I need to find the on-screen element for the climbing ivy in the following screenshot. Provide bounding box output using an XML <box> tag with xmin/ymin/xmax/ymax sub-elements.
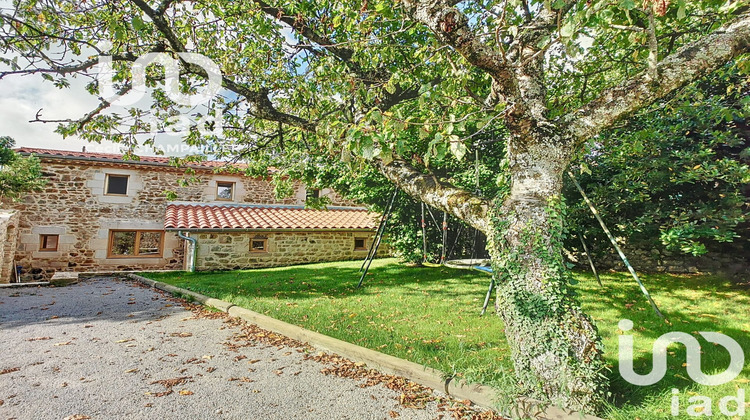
<box><xmin>487</xmin><ymin>196</ymin><xmax>607</xmax><ymax>411</ymax></box>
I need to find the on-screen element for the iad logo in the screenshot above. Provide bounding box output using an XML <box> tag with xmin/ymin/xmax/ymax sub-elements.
<box><xmin>618</xmin><ymin>319</ymin><xmax>744</xmax><ymax>386</ymax></box>
<box><xmin>95</xmin><ymin>43</ymin><xmax>223</xmax><ymax>136</ymax></box>
<box><xmin>618</xmin><ymin>319</ymin><xmax>746</xmax><ymax>417</ymax></box>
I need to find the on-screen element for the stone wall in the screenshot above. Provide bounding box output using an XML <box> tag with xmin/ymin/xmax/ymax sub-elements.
<box><xmin>570</xmin><ymin>244</ymin><xmax>750</xmax><ymax>277</ymax></box>
<box><xmin>6</xmin><ymin>158</ymin><xmax>355</xmax><ymax>280</ymax></box>
<box><xmin>193</xmin><ymin>230</ymin><xmax>380</xmax><ymax>271</ymax></box>
<box><xmin>0</xmin><ymin>210</ymin><xmax>20</xmax><ymax>283</ymax></box>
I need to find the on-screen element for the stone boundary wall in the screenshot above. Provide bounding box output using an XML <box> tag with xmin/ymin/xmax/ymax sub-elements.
<box><xmin>193</xmin><ymin>230</ymin><xmax>381</xmax><ymax>271</ymax></box>
<box><xmin>570</xmin><ymin>246</ymin><xmax>749</xmax><ymax>277</ymax></box>
<box><xmin>0</xmin><ymin>210</ymin><xmax>20</xmax><ymax>283</ymax></box>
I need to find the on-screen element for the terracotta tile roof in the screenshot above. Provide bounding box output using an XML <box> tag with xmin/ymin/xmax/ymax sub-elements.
<box><xmin>15</xmin><ymin>147</ymin><xmax>238</xmax><ymax>169</ymax></box>
<box><xmin>165</xmin><ymin>204</ymin><xmax>379</xmax><ymax>231</ymax></box>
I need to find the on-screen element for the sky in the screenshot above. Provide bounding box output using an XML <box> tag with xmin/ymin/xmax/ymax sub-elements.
<box><xmin>0</xmin><ymin>4</ymin><xmax>301</xmax><ymax>158</ymax></box>
<box><xmin>0</xmin><ymin>66</ymin><xmax>128</xmax><ymax>154</ymax></box>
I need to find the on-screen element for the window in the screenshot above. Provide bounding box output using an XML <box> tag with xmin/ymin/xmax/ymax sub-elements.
<box><xmin>250</xmin><ymin>238</ymin><xmax>268</xmax><ymax>253</ymax></box>
<box><xmin>108</xmin><ymin>230</ymin><xmax>163</xmax><ymax>258</ymax></box>
<box><xmin>354</xmin><ymin>238</ymin><xmax>367</xmax><ymax>251</ymax></box>
<box><xmin>216</xmin><ymin>181</ymin><xmax>235</xmax><ymax>201</ymax></box>
<box><xmin>39</xmin><ymin>234</ymin><xmax>59</xmax><ymax>252</ymax></box>
<box><xmin>306</xmin><ymin>188</ymin><xmax>320</xmax><ymax>200</ymax></box>
<box><xmin>105</xmin><ymin>174</ymin><xmax>129</xmax><ymax>195</ymax></box>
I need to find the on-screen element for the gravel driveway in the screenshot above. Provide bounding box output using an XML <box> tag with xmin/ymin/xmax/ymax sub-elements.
<box><xmin>0</xmin><ymin>278</ymin><xmax>487</xmax><ymax>420</ymax></box>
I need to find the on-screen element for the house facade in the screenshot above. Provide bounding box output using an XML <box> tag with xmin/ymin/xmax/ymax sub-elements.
<box><xmin>1</xmin><ymin>148</ymin><xmax>379</xmax><ymax>282</ymax></box>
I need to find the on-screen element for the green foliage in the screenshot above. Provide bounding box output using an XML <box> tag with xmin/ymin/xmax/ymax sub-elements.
<box><xmin>567</xmin><ymin>64</ymin><xmax>750</xmax><ymax>257</ymax></box>
<box><xmin>0</xmin><ymin>137</ymin><xmax>46</xmax><ymax>201</ymax></box>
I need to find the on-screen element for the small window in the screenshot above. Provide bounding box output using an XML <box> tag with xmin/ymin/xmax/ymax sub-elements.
<box><xmin>306</xmin><ymin>188</ymin><xmax>320</xmax><ymax>200</ymax></box>
<box><xmin>105</xmin><ymin>174</ymin><xmax>129</xmax><ymax>195</ymax></box>
<box><xmin>250</xmin><ymin>238</ymin><xmax>268</xmax><ymax>253</ymax></box>
<box><xmin>354</xmin><ymin>238</ymin><xmax>367</xmax><ymax>251</ymax></box>
<box><xmin>39</xmin><ymin>234</ymin><xmax>59</xmax><ymax>251</ymax></box>
<box><xmin>216</xmin><ymin>181</ymin><xmax>235</xmax><ymax>201</ymax></box>
<box><xmin>108</xmin><ymin>230</ymin><xmax>163</xmax><ymax>258</ymax></box>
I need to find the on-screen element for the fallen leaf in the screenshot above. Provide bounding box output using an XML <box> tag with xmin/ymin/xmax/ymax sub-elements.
<box><xmin>178</xmin><ymin>389</ymin><xmax>193</xmax><ymax>396</ymax></box>
<box><xmin>389</xmin><ymin>411</ymin><xmax>400</xmax><ymax>418</ymax></box>
<box><xmin>0</xmin><ymin>367</ymin><xmax>21</xmax><ymax>375</ymax></box>
<box><xmin>63</xmin><ymin>415</ymin><xmax>90</xmax><ymax>420</ymax></box>
<box><xmin>124</xmin><ymin>369</ymin><xmax>138</xmax><ymax>374</ymax></box>
<box><xmin>54</xmin><ymin>341</ymin><xmax>72</xmax><ymax>346</ymax></box>
<box><xmin>115</xmin><ymin>339</ymin><xmax>133</xmax><ymax>343</ymax></box>
<box><xmin>26</xmin><ymin>337</ymin><xmax>52</xmax><ymax>342</ymax></box>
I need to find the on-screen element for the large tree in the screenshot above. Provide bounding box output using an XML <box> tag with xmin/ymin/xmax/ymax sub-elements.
<box><xmin>2</xmin><ymin>0</ymin><xmax>749</xmax><ymax>412</ymax></box>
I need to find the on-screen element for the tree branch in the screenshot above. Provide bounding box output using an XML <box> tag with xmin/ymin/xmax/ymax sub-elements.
<box><xmin>566</xmin><ymin>11</ymin><xmax>750</xmax><ymax>142</ymax></box>
<box><xmin>376</xmin><ymin>159</ymin><xmax>491</xmax><ymax>234</ymax></box>
<box><xmin>129</xmin><ymin>0</ymin><xmax>316</xmax><ymax>132</ymax></box>
<box><xmin>401</xmin><ymin>0</ymin><xmax>520</xmax><ymax>103</ymax></box>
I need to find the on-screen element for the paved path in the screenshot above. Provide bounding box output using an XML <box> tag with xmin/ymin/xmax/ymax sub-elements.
<box><xmin>0</xmin><ymin>278</ymin><xmax>479</xmax><ymax>420</ymax></box>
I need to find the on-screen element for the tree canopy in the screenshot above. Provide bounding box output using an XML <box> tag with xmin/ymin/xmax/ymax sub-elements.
<box><xmin>0</xmin><ymin>136</ymin><xmax>45</xmax><ymax>201</ymax></box>
<box><xmin>2</xmin><ymin>0</ymin><xmax>749</xmax><ymax>413</ymax></box>
<box><xmin>567</xmin><ymin>63</ymin><xmax>750</xmax><ymax>258</ymax></box>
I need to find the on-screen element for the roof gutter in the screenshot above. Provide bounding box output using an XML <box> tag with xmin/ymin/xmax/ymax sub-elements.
<box><xmin>176</xmin><ymin>231</ymin><xmax>197</xmax><ymax>272</ymax></box>
<box><xmin>166</xmin><ymin>228</ymin><xmax>377</xmax><ymax>233</ymax></box>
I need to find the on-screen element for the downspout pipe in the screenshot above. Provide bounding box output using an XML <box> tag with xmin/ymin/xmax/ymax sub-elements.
<box><xmin>177</xmin><ymin>231</ymin><xmax>197</xmax><ymax>272</ymax></box>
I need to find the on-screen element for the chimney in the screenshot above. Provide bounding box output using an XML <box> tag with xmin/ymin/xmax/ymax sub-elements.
<box><xmin>82</xmin><ymin>146</ymin><xmax>86</xmax><ymax>153</ymax></box>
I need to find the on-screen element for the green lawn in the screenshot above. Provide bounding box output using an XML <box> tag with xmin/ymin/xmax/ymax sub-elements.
<box><xmin>142</xmin><ymin>258</ymin><xmax>750</xmax><ymax>419</ymax></box>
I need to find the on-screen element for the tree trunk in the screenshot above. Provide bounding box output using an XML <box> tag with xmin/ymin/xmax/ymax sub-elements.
<box><xmin>489</xmin><ymin>130</ymin><xmax>606</xmax><ymax>413</ymax></box>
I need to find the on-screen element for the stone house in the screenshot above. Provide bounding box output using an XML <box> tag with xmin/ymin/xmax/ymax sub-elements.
<box><xmin>1</xmin><ymin>148</ymin><xmax>379</xmax><ymax>282</ymax></box>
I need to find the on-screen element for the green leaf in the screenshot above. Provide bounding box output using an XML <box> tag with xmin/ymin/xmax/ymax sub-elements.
<box><xmin>619</xmin><ymin>0</ymin><xmax>636</xmax><ymax>10</ymax></box>
<box><xmin>560</xmin><ymin>21</ymin><xmax>576</xmax><ymax>38</ymax></box>
<box><xmin>132</xmin><ymin>15</ymin><xmax>146</xmax><ymax>31</ymax></box>
<box><xmin>676</xmin><ymin>4</ymin><xmax>686</xmax><ymax>19</ymax></box>
<box><xmin>449</xmin><ymin>137</ymin><xmax>467</xmax><ymax>161</ymax></box>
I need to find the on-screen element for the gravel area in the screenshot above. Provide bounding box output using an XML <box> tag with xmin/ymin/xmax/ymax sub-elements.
<box><xmin>0</xmin><ymin>278</ymin><xmax>477</xmax><ymax>420</ymax></box>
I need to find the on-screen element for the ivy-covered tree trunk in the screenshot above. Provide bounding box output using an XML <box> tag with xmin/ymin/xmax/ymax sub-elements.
<box><xmin>489</xmin><ymin>132</ymin><xmax>605</xmax><ymax>411</ymax></box>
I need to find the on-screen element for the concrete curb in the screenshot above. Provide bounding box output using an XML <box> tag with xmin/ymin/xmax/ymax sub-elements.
<box><xmin>127</xmin><ymin>273</ymin><xmax>602</xmax><ymax>420</ymax></box>
<box><xmin>0</xmin><ymin>281</ymin><xmax>50</xmax><ymax>288</ymax></box>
